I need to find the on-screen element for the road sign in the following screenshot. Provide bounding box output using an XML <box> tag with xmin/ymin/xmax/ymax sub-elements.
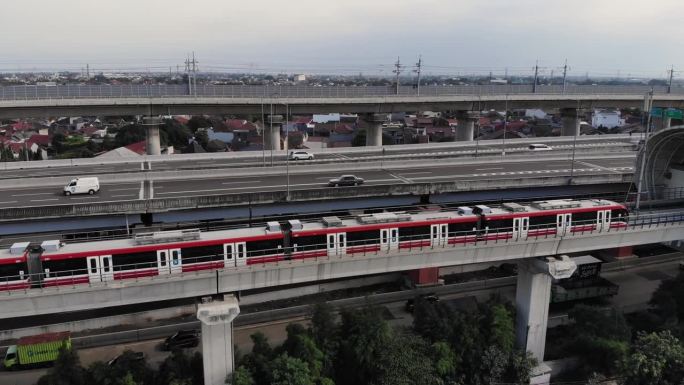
<box><xmin>651</xmin><ymin>108</ymin><xmax>683</xmax><ymax>119</ymax></box>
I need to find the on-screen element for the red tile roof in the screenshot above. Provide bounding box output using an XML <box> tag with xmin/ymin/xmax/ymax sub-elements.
<box><xmin>124</xmin><ymin>140</ymin><xmax>147</xmax><ymax>155</ymax></box>
<box><xmin>27</xmin><ymin>134</ymin><xmax>51</xmax><ymax>147</ymax></box>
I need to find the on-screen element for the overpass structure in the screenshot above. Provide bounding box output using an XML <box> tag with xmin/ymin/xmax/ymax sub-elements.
<box><xmin>0</xmin><ymin>208</ymin><xmax>682</xmax><ymax>384</ymax></box>
<box><xmin>1</xmin><ymin>84</ymin><xmax>683</xmax><ymax>150</ymax></box>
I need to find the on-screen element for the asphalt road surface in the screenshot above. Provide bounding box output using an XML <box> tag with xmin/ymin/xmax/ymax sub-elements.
<box><xmin>0</xmin><ymin>157</ymin><xmax>635</xmax><ymax>208</ymax></box>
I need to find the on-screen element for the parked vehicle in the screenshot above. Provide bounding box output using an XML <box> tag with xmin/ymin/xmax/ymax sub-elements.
<box><xmin>3</xmin><ymin>332</ymin><xmax>71</xmax><ymax>370</ymax></box>
<box><xmin>107</xmin><ymin>351</ymin><xmax>145</xmax><ymax>366</ymax></box>
<box><xmin>63</xmin><ymin>177</ymin><xmax>100</xmax><ymax>196</ymax></box>
<box><xmin>289</xmin><ymin>151</ymin><xmax>314</xmax><ymax>160</ymax></box>
<box><xmin>405</xmin><ymin>294</ymin><xmax>440</xmax><ymax>313</ymax></box>
<box><xmin>328</xmin><ymin>175</ymin><xmax>364</xmax><ymax>187</ymax></box>
<box><xmin>528</xmin><ymin>144</ymin><xmax>552</xmax><ymax>151</ymax></box>
<box><xmin>163</xmin><ymin>330</ymin><xmax>199</xmax><ymax>350</ymax></box>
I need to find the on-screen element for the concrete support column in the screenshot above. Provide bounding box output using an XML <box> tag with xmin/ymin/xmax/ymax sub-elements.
<box><xmin>143</xmin><ymin>117</ymin><xmax>161</xmax><ymax>156</ymax></box>
<box><xmin>197</xmin><ymin>295</ymin><xmax>240</xmax><ymax>385</ymax></box>
<box><xmin>664</xmin><ymin>116</ymin><xmax>672</xmax><ymax>129</ymax></box>
<box><xmin>407</xmin><ymin>267</ymin><xmax>441</xmax><ymax>286</ymax></box>
<box><xmin>364</xmin><ymin>113</ymin><xmax>387</xmax><ymax>146</ymax></box>
<box><xmin>560</xmin><ymin>108</ymin><xmax>582</xmax><ymax>137</ymax></box>
<box><xmin>455</xmin><ymin>111</ymin><xmax>479</xmax><ymax>141</ymax></box>
<box><xmin>264</xmin><ymin>115</ymin><xmax>283</xmax><ymax>151</ymax></box>
<box><xmin>516</xmin><ymin>256</ymin><xmax>576</xmax><ymax>384</ymax></box>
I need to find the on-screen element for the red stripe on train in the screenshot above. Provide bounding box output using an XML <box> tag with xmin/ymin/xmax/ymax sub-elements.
<box><xmin>113</xmin><ymin>269</ymin><xmax>159</xmax><ymax>280</ymax></box>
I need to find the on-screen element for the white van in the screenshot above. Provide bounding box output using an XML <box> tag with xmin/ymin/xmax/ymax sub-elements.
<box><xmin>63</xmin><ymin>177</ymin><xmax>100</xmax><ymax>196</ymax></box>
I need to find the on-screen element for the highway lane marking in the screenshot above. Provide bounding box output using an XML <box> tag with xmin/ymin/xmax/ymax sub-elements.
<box><xmin>155</xmin><ymin>179</ymin><xmax>399</xmax><ymax>195</ymax></box>
<box><xmin>149</xmin><ymin>180</ymin><xmax>154</xmax><ymax>200</ymax></box>
<box><xmin>11</xmin><ymin>192</ymin><xmax>55</xmax><ymax>197</ymax></box>
<box><xmin>575</xmin><ymin>160</ymin><xmax>622</xmax><ymax>174</ymax></box>
<box><xmin>221</xmin><ymin>181</ymin><xmax>262</xmax><ymax>185</ymax></box>
<box><xmin>30</xmin><ymin>198</ymin><xmax>59</xmax><ymax>202</ymax></box>
<box><xmin>139</xmin><ymin>181</ymin><xmax>144</xmax><ymax>200</ymax></box>
<box><xmin>69</xmin><ymin>196</ymin><xmax>101</xmax><ymax>200</ymax></box>
<box><xmin>385</xmin><ymin>172</ymin><xmax>411</xmax><ymax>184</ymax></box>
<box><xmin>0</xmin><ymin>201</ymin><xmax>18</xmax><ymax>204</ymax></box>
<box><xmin>108</xmin><ymin>187</ymin><xmax>140</xmax><ymax>192</ymax></box>
<box><xmin>399</xmin><ymin>172</ymin><xmax>432</xmax><ymax>176</ymax></box>
<box><xmin>475</xmin><ymin>167</ymin><xmax>504</xmax><ymax>171</ymax></box>
<box><xmin>112</xmin><ymin>194</ymin><xmax>137</xmax><ymax>198</ymax></box>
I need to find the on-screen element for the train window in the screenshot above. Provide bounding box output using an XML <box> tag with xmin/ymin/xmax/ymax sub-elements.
<box><xmin>113</xmin><ymin>251</ymin><xmax>157</xmax><ymax>271</ymax></box>
<box><xmin>399</xmin><ymin>225</ymin><xmax>430</xmax><ymax>242</ymax></box>
<box><xmin>248</xmin><ymin>239</ymin><xmax>284</xmax><ymax>257</ymax></box>
<box><xmin>0</xmin><ymin>263</ymin><xmax>27</xmax><ymax>279</ymax></box>
<box><xmin>182</xmin><ymin>245</ymin><xmax>224</xmax><ymax>264</ymax></box>
<box><xmin>42</xmin><ymin>258</ymin><xmax>87</xmax><ymax>277</ymax></box>
<box><xmin>486</xmin><ymin>219</ymin><xmax>513</xmax><ymax>229</ymax></box>
<box><xmin>448</xmin><ymin>222</ymin><xmax>477</xmax><ymax>235</ymax></box>
<box><xmin>528</xmin><ymin>215</ymin><xmax>557</xmax><ymax>227</ymax></box>
<box><xmin>572</xmin><ymin>211</ymin><xmax>595</xmax><ymax>224</ymax></box>
<box><xmin>347</xmin><ymin>230</ymin><xmax>379</xmax><ymax>247</ymax></box>
<box><xmin>292</xmin><ymin>235</ymin><xmax>326</xmax><ymax>252</ymax></box>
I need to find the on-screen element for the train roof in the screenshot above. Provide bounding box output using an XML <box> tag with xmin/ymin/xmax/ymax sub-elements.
<box><xmin>482</xmin><ymin>199</ymin><xmax>624</xmax><ymax>219</ymax></box>
<box><xmin>0</xmin><ymin>243</ymin><xmax>28</xmax><ymax>265</ymax></box>
<box><xmin>40</xmin><ymin>225</ymin><xmax>279</xmax><ymax>260</ymax></box>
<box><xmin>292</xmin><ymin>210</ymin><xmax>478</xmax><ymax>235</ymax></box>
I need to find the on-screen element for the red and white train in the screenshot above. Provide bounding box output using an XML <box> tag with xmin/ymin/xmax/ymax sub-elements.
<box><xmin>0</xmin><ymin>198</ymin><xmax>628</xmax><ymax>291</ymax></box>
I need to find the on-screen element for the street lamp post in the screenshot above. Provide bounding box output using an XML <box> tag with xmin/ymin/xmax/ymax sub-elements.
<box><xmin>502</xmin><ymin>95</ymin><xmax>508</xmax><ymax>157</ymax></box>
<box><xmin>285</xmin><ymin>103</ymin><xmax>290</xmax><ymax>200</ymax></box>
<box><xmin>568</xmin><ymin>100</ymin><xmax>580</xmax><ymax>183</ymax></box>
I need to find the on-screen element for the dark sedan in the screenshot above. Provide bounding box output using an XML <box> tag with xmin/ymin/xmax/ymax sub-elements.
<box><xmin>328</xmin><ymin>175</ymin><xmax>365</xmax><ymax>187</ymax></box>
<box><xmin>163</xmin><ymin>330</ymin><xmax>200</xmax><ymax>350</ymax></box>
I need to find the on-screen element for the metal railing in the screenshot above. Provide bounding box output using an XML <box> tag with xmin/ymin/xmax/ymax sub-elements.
<box><xmin>0</xmin><ymin>210</ymin><xmax>682</xmax><ymax>295</ymax></box>
<box><xmin>1</xmin><ymin>84</ymin><xmax>683</xmax><ymax>101</ymax></box>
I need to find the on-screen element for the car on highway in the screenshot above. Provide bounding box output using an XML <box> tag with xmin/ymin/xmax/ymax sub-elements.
<box><xmin>328</xmin><ymin>175</ymin><xmax>364</xmax><ymax>187</ymax></box>
<box><xmin>528</xmin><ymin>143</ymin><xmax>552</xmax><ymax>151</ymax></box>
<box><xmin>63</xmin><ymin>177</ymin><xmax>100</xmax><ymax>196</ymax></box>
<box><xmin>289</xmin><ymin>151</ymin><xmax>314</xmax><ymax>160</ymax></box>
<box><xmin>107</xmin><ymin>351</ymin><xmax>145</xmax><ymax>366</ymax></box>
<box><xmin>162</xmin><ymin>330</ymin><xmax>200</xmax><ymax>350</ymax></box>
<box><xmin>405</xmin><ymin>294</ymin><xmax>440</xmax><ymax>313</ymax></box>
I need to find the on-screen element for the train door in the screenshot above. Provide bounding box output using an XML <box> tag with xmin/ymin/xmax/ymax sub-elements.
<box><xmin>512</xmin><ymin>217</ymin><xmax>529</xmax><ymax>240</ymax></box>
<box><xmin>157</xmin><ymin>250</ymin><xmax>170</xmax><ymax>275</ymax></box>
<box><xmin>597</xmin><ymin>210</ymin><xmax>611</xmax><ymax>232</ymax></box>
<box><xmin>223</xmin><ymin>242</ymin><xmax>247</xmax><ymax>267</ymax></box>
<box><xmin>430</xmin><ymin>224</ymin><xmax>448</xmax><ymax>247</ymax></box>
<box><xmin>169</xmin><ymin>249</ymin><xmax>182</xmax><ymax>273</ymax></box>
<box><xmin>556</xmin><ymin>213</ymin><xmax>572</xmax><ymax>236</ymax></box>
<box><xmin>327</xmin><ymin>233</ymin><xmax>347</xmax><ymax>256</ymax></box>
<box><xmin>87</xmin><ymin>255</ymin><xmax>113</xmax><ymax>283</ymax></box>
<box><xmin>380</xmin><ymin>228</ymin><xmax>399</xmax><ymax>252</ymax></box>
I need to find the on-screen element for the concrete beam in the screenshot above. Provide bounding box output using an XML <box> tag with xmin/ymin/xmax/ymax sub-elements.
<box><xmin>0</xmin><ymin>222</ymin><xmax>681</xmax><ymax>320</ymax></box>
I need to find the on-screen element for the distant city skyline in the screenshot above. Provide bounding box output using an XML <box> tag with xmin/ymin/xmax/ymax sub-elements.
<box><xmin>3</xmin><ymin>0</ymin><xmax>682</xmax><ymax>77</ymax></box>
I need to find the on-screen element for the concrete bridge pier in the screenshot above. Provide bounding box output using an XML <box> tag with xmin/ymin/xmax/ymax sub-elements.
<box><xmin>515</xmin><ymin>256</ymin><xmax>577</xmax><ymax>384</ymax></box>
<box><xmin>663</xmin><ymin>116</ymin><xmax>672</xmax><ymax>129</ymax></box>
<box><xmin>143</xmin><ymin>117</ymin><xmax>161</xmax><ymax>156</ymax></box>
<box><xmin>364</xmin><ymin>113</ymin><xmax>387</xmax><ymax>146</ymax></box>
<box><xmin>197</xmin><ymin>295</ymin><xmax>240</xmax><ymax>385</ymax></box>
<box><xmin>560</xmin><ymin>108</ymin><xmax>583</xmax><ymax>137</ymax></box>
<box><xmin>264</xmin><ymin>115</ymin><xmax>283</xmax><ymax>151</ymax></box>
<box><xmin>456</xmin><ymin>111</ymin><xmax>479</xmax><ymax>141</ymax></box>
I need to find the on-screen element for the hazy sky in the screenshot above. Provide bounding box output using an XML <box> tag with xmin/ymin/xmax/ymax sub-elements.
<box><xmin>2</xmin><ymin>0</ymin><xmax>682</xmax><ymax>77</ymax></box>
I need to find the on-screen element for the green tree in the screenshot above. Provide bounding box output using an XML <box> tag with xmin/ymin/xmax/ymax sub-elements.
<box><xmin>161</xmin><ymin>119</ymin><xmax>192</xmax><ymax>149</ymax></box>
<box><xmin>374</xmin><ymin>333</ymin><xmax>440</xmax><ymax>385</ymax></box>
<box><xmin>619</xmin><ymin>331</ymin><xmax>684</xmax><ymax>385</ymax></box>
<box><xmin>484</xmin><ymin>304</ymin><xmax>515</xmax><ymax>353</ymax></box>
<box><xmin>155</xmin><ymin>350</ymin><xmax>203</xmax><ymax>385</ymax></box>
<box><xmin>335</xmin><ymin>307</ymin><xmax>392</xmax><ymax>385</ymax></box>
<box><xmin>52</xmin><ymin>132</ymin><xmax>66</xmax><ymax>153</ymax></box>
<box><xmin>431</xmin><ymin>342</ymin><xmax>458</xmax><ymax>383</ymax></box>
<box><xmin>231</xmin><ymin>366</ymin><xmax>255</xmax><ymax>385</ymax></box>
<box><xmin>194</xmin><ymin>130</ymin><xmax>209</xmax><ymax>149</ymax></box>
<box><xmin>270</xmin><ymin>353</ymin><xmax>314</xmax><ymax>385</ymax></box>
<box><xmin>36</xmin><ymin>346</ymin><xmax>86</xmax><ymax>385</ymax></box>
<box><xmin>239</xmin><ymin>332</ymin><xmax>275</xmax><ymax>385</ymax></box>
<box><xmin>309</xmin><ymin>303</ymin><xmax>338</xmax><ymax>379</ymax></box>
<box><xmin>502</xmin><ymin>350</ymin><xmax>537</xmax><ymax>385</ymax></box>
<box><xmin>188</xmin><ymin>116</ymin><xmax>211</xmax><ymax>132</ymax></box>
<box><xmin>649</xmin><ymin>271</ymin><xmax>684</xmax><ymax>336</ymax></box>
<box><xmin>115</xmin><ymin>124</ymin><xmax>146</xmax><ymax>147</ymax></box>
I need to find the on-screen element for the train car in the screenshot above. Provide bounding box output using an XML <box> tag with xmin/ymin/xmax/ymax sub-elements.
<box><xmin>478</xmin><ymin>199</ymin><xmax>628</xmax><ymax>241</ymax></box>
<box><xmin>289</xmin><ymin>209</ymin><xmax>480</xmax><ymax>259</ymax></box>
<box><xmin>37</xmin><ymin>225</ymin><xmax>285</xmax><ymax>287</ymax></box>
<box><xmin>0</xmin><ymin>243</ymin><xmax>30</xmax><ymax>292</ymax></box>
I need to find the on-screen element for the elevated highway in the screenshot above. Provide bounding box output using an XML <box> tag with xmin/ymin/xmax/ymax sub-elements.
<box><xmin>0</xmin><ymin>208</ymin><xmax>681</xmax><ymax>320</ymax></box>
<box><xmin>1</xmin><ymin>84</ymin><xmax>684</xmax><ymax>117</ymax></box>
<box><xmin>0</xmin><ymin>152</ymin><xmax>636</xmax><ymax>221</ymax></box>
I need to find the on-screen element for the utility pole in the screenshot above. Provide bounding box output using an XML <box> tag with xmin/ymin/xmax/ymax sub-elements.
<box><xmin>86</xmin><ymin>64</ymin><xmax>90</xmax><ymax>80</ymax></box>
<box><xmin>562</xmin><ymin>59</ymin><xmax>569</xmax><ymax>94</ymax></box>
<box><xmin>667</xmin><ymin>65</ymin><xmax>674</xmax><ymax>94</ymax></box>
<box><xmin>393</xmin><ymin>57</ymin><xmax>402</xmax><ymax>95</ymax></box>
<box><xmin>635</xmin><ymin>90</ymin><xmax>654</xmax><ymax>211</ymax></box>
<box><xmin>532</xmin><ymin>60</ymin><xmax>539</xmax><ymax>93</ymax></box>
<box><xmin>414</xmin><ymin>55</ymin><xmax>422</xmax><ymax>96</ymax></box>
<box><xmin>185</xmin><ymin>53</ymin><xmax>199</xmax><ymax>96</ymax></box>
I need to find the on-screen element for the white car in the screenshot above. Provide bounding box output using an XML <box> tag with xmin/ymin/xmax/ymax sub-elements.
<box><xmin>63</xmin><ymin>177</ymin><xmax>100</xmax><ymax>196</ymax></box>
<box><xmin>289</xmin><ymin>151</ymin><xmax>314</xmax><ymax>160</ymax></box>
<box><xmin>528</xmin><ymin>144</ymin><xmax>552</xmax><ymax>151</ymax></box>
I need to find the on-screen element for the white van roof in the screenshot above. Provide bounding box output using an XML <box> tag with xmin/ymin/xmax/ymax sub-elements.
<box><xmin>75</xmin><ymin>177</ymin><xmax>99</xmax><ymax>183</ymax></box>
